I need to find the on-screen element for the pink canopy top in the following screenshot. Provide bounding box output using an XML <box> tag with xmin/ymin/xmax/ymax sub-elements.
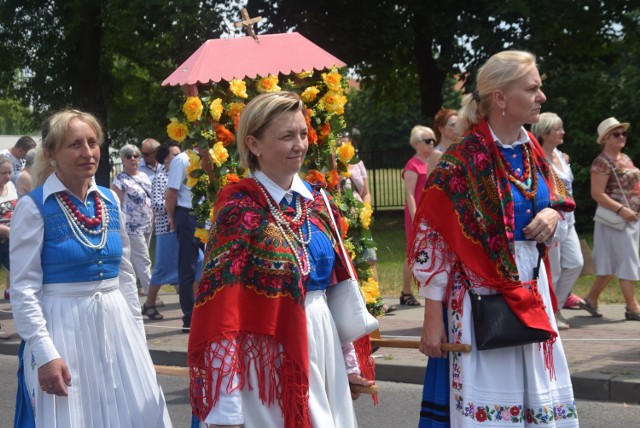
<box><xmin>162</xmin><ymin>32</ymin><xmax>346</xmax><ymax>87</ymax></box>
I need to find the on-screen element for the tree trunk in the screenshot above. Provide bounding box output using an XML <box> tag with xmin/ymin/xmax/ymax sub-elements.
<box><xmin>412</xmin><ymin>16</ymin><xmax>445</xmax><ymax>124</ymax></box>
<box><xmin>68</xmin><ymin>1</ymin><xmax>111</xmax><ymax>187</ymax></box>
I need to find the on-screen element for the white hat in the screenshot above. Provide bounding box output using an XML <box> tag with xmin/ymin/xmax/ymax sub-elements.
<box><xmin>597</xmin><ymin>117</ymin><xmax>630</xmax><ymax>144</ymax></box>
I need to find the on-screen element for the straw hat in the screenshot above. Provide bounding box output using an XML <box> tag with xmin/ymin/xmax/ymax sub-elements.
<box><xmin>597</xmin><ymin>117</ymin><xmax>630</xmax><ymax>144</ymax></box>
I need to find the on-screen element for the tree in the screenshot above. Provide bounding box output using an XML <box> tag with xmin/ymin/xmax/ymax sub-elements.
<box><xmin>0</xmin><ymin>0</ymin><xmax>226</xmax><ymax>184</ymax></box>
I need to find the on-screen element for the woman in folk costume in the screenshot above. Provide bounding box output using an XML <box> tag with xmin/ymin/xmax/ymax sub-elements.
<box><xmin>410</xmin><ymin>51</ymin><xmax>578</xmax><ymax>427</ymax></box>
<box><xmin>188</xmin><ymin>91</ymin><xmax>375</xmax><ymax>428</ymax></box>
<box><xmin>11</xmin><ymin>110</ymin><xmax>171</xmax><ymax>427</ymax></box>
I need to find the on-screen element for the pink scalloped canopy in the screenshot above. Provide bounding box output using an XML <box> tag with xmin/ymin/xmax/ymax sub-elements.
<box><xmin>162</xmin><ymin>32</ymin><xmax>346</xmax><ymax>87</ymax></box>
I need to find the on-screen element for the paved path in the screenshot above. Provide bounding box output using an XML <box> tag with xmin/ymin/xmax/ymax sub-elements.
<box><xmin>1</xmin><ymin>292</ymin><xmax>639</xmax><ymax>403</ymax></box>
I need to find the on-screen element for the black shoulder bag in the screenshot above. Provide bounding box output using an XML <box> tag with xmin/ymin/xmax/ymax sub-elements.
<box><xmin>468</xmin><ymin>194</ymin><xmax>552</xmax><ymax>350</ymax></box>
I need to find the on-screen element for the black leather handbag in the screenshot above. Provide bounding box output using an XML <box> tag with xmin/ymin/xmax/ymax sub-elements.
<box><xmin>469</xmin><ymin>195</ymin><xmax>552</xmax><ymax>350</ymax></box>
<box><xmin>469</xmin><ymin>284</ymin><xmax>551</xmax><ymax>350</ymax></box>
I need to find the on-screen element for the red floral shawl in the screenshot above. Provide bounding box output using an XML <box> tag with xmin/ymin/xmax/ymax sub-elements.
<box><xmin>188</xmin><ymin>178</ymin><xmax>374</xmax><ymax>427</ymax></box>
<box><xmin>410</xmin><ymin>119</ymin><xmax>575</xmax><ymax>346</ymax></box>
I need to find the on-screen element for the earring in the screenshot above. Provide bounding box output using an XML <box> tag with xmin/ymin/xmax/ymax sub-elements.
<box><xmin>502</xmin><ymin>109</ymin><xmax>506</xmax><ymax>117</ymax></box>
<box><xmin>50</xmin><ymin>160</ymin><xmax>57</xmax><ymax>167</ymax></box>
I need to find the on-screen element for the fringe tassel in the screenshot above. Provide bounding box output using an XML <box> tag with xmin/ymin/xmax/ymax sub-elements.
<box><xmin>189</xmin><ymin>333</ymin><xmax>311</xmax><ymax>428</ymax></box>
<box><xmin>354</xmin><ymin>335</ymin><xmax>378</xmax><ymax>405</ymax></box>
<box><xmin>542</xmin><ymin>338</ymin><xmax>557</xmax><ymax>381</ymax></box>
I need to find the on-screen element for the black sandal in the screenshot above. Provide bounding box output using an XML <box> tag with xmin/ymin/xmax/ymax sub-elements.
<box><xmin>142</xmin><ymin>303</ymin><xmax>164</xmax><ymax>320</ymax></box>
<box><xmin>399</xmin><ymin>291</ymin><xmax>422</xmax><ymax>306</ymax></box>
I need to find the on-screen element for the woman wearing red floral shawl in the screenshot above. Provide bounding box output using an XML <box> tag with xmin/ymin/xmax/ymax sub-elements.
<box><xmin>188</xmin><ymin>92</ymin><xmax>375</xmax><ymax>428</ymax></box>
<box><xmin>410</xmin><ymin>51</ymin><xmax>579</xmax><ymax>427</ymax></box>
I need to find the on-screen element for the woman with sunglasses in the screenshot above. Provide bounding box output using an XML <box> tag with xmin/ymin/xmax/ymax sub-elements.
<box><xmin>582</xmin><ymin>117</ymin><xmax>640</xmax><ymax>321</ymax></box>
<box><xmin>400</xmin><ymin>126</ymin><xmax>435</xmax><ymax>307</ymax></box>
<box><xmin>112</xmin><ymin>144</ymin><xmax>154</xmax><ymax>299</ymax></box>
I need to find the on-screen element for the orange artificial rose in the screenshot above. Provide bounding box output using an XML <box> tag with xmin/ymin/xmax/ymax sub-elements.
<box><xmin>326</xmin><ymin>169</ymin><xmax>340</xmax><ymax>190</ymax></box>
<box><xmin>305</xmin><ymin>169</ymin><xmax>327</xmax><ymax>187</ymax></box>
<box><xmin>214</xmin><ymin>124</ymin><xmax>235</xmax><ymax>146</ymax></box>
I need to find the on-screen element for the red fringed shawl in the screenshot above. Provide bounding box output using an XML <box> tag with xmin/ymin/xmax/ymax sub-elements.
<box><xmin>188</xmin><ymin>178</ymin><xmax>375</xmax><ymax>427</ymax></box>
<box><xmin>409</xmin><ymin>119</ymin><xmax>575</xmax><ymax>365</ymax></box>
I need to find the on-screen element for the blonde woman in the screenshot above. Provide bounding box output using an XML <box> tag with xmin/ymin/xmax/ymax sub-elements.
<box><xmin>400</xmin><ymin>125</ymin><xmax>435</xmax><ymax>306</ymax></box>
<box><xmin>411</xmin><ymin>51</ymin><xmax>577</xmax><ymax>426</ymax></box>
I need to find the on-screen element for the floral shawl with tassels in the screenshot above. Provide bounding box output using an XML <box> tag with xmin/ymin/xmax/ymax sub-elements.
<box><xmin>188</xmin><ymin>177</ymin><xmax>375</xmax><ymax>428</ymax></box>
<box><xmin>409</xmin><ymin>119</ymin><xmax>575</xmax><ymax>354</ymax></box>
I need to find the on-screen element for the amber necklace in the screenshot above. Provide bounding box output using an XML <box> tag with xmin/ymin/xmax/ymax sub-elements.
<box><xmin>496</xmin><ymin>143</ymin><xmax>538</xmax><ymax>199</ymax></box>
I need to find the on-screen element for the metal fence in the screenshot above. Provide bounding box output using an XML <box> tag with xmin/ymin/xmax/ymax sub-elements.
<box><xmin>359</xmin><ymin>149</ymin><xmax>414</xmax><ymax>211</ymax></box>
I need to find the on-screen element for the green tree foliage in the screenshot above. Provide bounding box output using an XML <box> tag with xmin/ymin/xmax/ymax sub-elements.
<box><xmin>0</xmin><ymin>0</ymin><xmax>225</xmax><ymax>183</ymax></box>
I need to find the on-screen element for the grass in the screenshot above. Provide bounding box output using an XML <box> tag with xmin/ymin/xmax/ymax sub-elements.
<box><xmin>371</xmin><ymin>211</ymin><xmax>628</xmax><ymax>304</ymax></box>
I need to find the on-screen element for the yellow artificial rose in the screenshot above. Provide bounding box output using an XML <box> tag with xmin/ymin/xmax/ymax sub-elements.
<box><xmin>359</xmin><ymin>202</ymin><xmax>373</xmax><ymax>230</ymax></box>
<box><xmin>360</xmin><ymin>277</ymin><xmax>380</xmax><ymax>305</ymax></box>
<box><xmin>166</xmin><ymin>118</ymin><xmax>189</xmax><ymax>142</ymax></box>
<box><xmin>209</xmin><ymin>98</ymin><xmax>223</xmax><ymax>121</ymax></box>
<box><xmin>296</xmin><ymin>70</ymin><xmax>314</xmax><ymax>79</ymax></box>
<box><xmin>336</xmin><ymin>141</ymin><xmax>355</xmax><ymax>165</ymax></box>
<box><xmin>322</xmin><ymin>71</ymin><xmax>342</xmax><ymax>91</ymax></box>
<box><xmin>209</xmin><ymin>141</ymin><xmax>229</xmax><ymax>167</ymax></box>
<box><xmin>194</xmin><ymin>227</ymin><xmax>209</xmax><ymax>244</ymax></box>
<box><xmin>301</xmin><ymin>86</ymin><xmax>320</xmax><ymax>103</ymax></box>
<box><xmin>255</xmin><ymin>75</ymin><xmax>281</xmax><ymax>93</ymax></box>
<box><xmin>185</xmin><ymin>149</ymin><xmax>201</xmax><ymax>187</ymax></box>
<box><xmin>320</xmin><ymin>90</ymin><xmax>347</xmax><ymax>114</ymax></box>
<box><xmin>339</xmin><ymin>169</ymin><xmax>351</xmax><ymax>178</ymax></box>
<box><xmin>182</xmin><ymin>96</ymin><xmax>203</xmax><ymax>122</ymax></box>
<box><xmin>227</xmin><ymin>102</ymin><xmax>245</xmax><ymax>118</ymax></box>
<box><xmin>229</xmin><ymin>79</ymin><xmax>248</xmax><ymax>98</ymax></box>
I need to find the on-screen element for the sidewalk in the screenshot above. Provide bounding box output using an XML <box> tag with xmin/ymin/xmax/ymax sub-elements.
<box><xmin>1</xmin><ymin>292</ymin><xmax>639</xmax><ymax>403</ymax></box>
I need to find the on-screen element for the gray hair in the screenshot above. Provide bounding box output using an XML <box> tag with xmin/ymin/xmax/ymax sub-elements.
<box><xmin>24</xmin><ymin>148</ymin><xmax>36</xmax><ymax>168</ymax></box>
<box><xmin>0</xmin><ymin>155</ymin><xmax>12</xmax><ymax>168</ymax></box>
<box><xmin>531</xmin><ymin>112</ymin><xmax>563</xmax><ymax>145</ymax></box>
<box><xmin>119</xmin><ymin>144</ymin><xmax>141</xmax><ymax>160</ymax></box>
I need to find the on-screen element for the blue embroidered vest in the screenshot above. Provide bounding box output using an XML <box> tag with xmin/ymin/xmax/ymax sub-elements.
<box><xmin>28</xmin><ymin>186</ymin><xmax>122</xmax><ymax>284</ymax></box>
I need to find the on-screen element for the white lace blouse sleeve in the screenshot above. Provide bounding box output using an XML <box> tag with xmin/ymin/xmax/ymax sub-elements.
<box><xmin>9</xmin><ymin>196</ymin><xmax>59</xmax><ymax>368</ymax></box>
<box><xmin>411</xmin><ymin>220</ymin><xmax>451</xmax><ymax>302</ymax></box>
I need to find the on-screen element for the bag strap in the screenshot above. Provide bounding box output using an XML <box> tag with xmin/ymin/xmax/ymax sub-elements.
<box><xmin>605</xmin><ymin>158</ymin><xmax>631</xmax><ymax>208</ymax></box>
<box><xmin>319</xmin><ymin>188</ymin><xmax>356</xmax><ymax>280</ymax></box>
<box><xmin>530</xmin><ymin>189</ymin><xmax>545</xmax><ymax>281</ymax></box>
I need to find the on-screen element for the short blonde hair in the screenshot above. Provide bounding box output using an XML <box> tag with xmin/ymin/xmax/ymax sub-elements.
<box><xmin>32</xmin><ymin>109</ymin><xmax>104</xmax><ymax>188</ymax></box>
<box><xmin>236</xmin><ymin>92</ymin><xmax>306</xmax><ymax>170</ymax></box>
<box><xmin>409</xmin><ymin>125</ymin><xmax>434</xmax><ymax>149</ymax></box>
<box><xmin>531</xmin><ymin>112</ymin><xmax>563</xmax><ymax>145</ymax></box>
<box><xmin>457</xmin><ymin>50</ymin><xmax>537</xmax><ymax>134</ymax></box>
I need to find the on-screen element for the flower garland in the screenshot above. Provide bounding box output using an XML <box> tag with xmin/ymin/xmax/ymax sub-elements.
<box><xmin>166</xmin><ymin>68</ymin><xmax>383</xmax><ymax>316</ymax></box>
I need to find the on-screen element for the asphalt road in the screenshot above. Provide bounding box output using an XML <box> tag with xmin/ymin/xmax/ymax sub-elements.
<box><xmin>0</xmin><ymin>354</ymin><xmax>638</xmax><ymax>427</ymax></box>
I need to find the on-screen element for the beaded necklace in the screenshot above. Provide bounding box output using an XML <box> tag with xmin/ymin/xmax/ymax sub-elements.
<box><xmin>251</xmin><ymin>175</ymin><xmax>312</xmax><ymax>276</ymax></box>
<box><xmin>496</xmin><ymin>143</ymin><xmax>538</xmax><ymax>199</ymax></box>
<box><xmin>55</xmin><ymin>191</ymin><xmax>110</xmax><ymax>250</ymax></box>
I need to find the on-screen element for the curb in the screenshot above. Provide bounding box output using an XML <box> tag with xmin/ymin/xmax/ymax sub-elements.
<box><xmin>2</xmin><ymin>338</ymin><xmax>640</xmax><ymax>404</ymax></box>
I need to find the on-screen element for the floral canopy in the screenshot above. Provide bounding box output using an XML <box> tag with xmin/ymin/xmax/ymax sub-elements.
<box><xmin>162</xmin><ymin>31</ymin><xmax>382</xmax><ymax>315</ymax></box>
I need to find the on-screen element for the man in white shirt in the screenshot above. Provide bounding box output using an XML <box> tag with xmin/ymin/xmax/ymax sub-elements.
<box><xmin>165</xmin><ymin>149</ymin><xmax>201</xmax><ymax>333</ymax></box>
<box><xmin>0</xmin><ymin>136</ymin><xmax>37</xmax><ymax>183</ymax></box>
<box><xmin>138</xmin><ymin>138</ymin><xmax>162</xmax><ymax>181</ymax></box>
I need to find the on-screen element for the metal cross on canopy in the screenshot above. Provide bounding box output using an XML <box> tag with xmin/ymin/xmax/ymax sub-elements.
<box><xmin>234</xmin><ymin>8</ymin><xmax>263</xmax><ymax>41</ymax></box>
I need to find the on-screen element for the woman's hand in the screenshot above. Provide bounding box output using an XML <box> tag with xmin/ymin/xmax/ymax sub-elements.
<box><xmin>619</xmin><ymin>206</ymin><xmax>638</xmax><ymax>222</ymax></box>
<box><xmin>523</xmin><ymin>207</ymin><xmax>560</xmax><ymax>243</ymax></box>
<box><xmin>348</xmin><ymin>373</ymin><xmax>375</xmax><ymax>400</ymax></box>
<box><xmin>419</xmin><ymin>300</ymin><xmax>446</xmax><ymax>358</ymax></box>
<box><xmin>38</xmin><ymin>358</ymin><xmax>72</xmax><ymax>396</ymax></box>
